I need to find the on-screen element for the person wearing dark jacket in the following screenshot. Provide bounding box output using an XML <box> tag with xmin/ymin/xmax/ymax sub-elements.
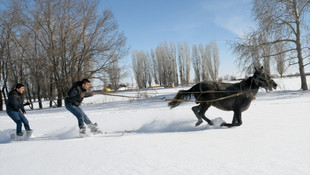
<box><xmin>65</xmin><ymin>79</ymin><xmax>100</xmax><ymax>134</ymax></box>
<box><xmin>6</xmin><ymin>83</ymin><xmax>32</xmax><ymax>136</ymax></box>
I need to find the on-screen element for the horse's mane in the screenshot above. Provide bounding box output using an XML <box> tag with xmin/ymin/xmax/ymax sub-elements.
<box><xmin>231</xmin><ymin>76</ymin><xmax>256</xmax><ymax>92</ymax></box>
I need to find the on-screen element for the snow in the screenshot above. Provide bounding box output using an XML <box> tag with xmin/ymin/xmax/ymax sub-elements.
<box><xmin>0</xmin><ymin>76</ymin><xmax>310</xmax><ymax>175</ymax></box>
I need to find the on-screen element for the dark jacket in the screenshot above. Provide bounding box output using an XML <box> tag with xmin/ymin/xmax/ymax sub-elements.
<box><xmin>6</xmin><ymin>90</ymin><xmax>25</xmax><ymax>113</ymax></box>
<box><xmin>65</xmin><ymin>81</ymin><xmax>92</xmax><ymax>106</ymax></box>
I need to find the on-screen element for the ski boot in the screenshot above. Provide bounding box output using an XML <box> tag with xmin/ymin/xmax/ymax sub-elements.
<box><xmin>10</xmin><ymin>132</ymin><xmax>23</xmax><ymax>141</ymax></box>
<box><xmin>26</xmin><ymin>129</ymin><xmax>33</xmax><ymax>138</ymax></box>
<box><xmin>88</xmin><ymin>123</ymin><xmax>102</xmax><ymax>134</ymax></box>
<box><xmin>79</xmin><ymin>126</ymin><xmax>86</xmax><ymax>134</ymax></box>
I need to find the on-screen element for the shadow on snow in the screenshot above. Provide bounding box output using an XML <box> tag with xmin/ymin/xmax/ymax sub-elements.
<box><xmin>0</xmin><ymin>117</ymin><xmax>229</xmax><ymax>144</ymax></box>
<box><xmin>135</xmin><ymin>117</ymin><xmax>228</xmax><ymax>134</ymax></box>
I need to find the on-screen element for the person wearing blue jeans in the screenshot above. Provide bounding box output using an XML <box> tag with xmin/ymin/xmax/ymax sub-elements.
<box><xmin>65</xmin><ymin>79</ymin><xmax>100</xmax><ymax>134</ymax></box>
<box><xmin>6</xmin><ymin>83</ymin><xmax>32</xmax><ymax>136</ymax></box>
<box><xmin>65</xmin><ymin>104</ymin><xmax>92</xmax><ymax>127</ymax></box>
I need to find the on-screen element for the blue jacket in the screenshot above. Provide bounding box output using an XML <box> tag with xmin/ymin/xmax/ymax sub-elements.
<box><xmin>65</xmin><ymin>81</ymin><xmax>92</xmax><ymax>106</ymax></box>
<box><xmin>6</xmin><ymin>90</ymin><xmax>25</xmax><ymax>113</ymax></box>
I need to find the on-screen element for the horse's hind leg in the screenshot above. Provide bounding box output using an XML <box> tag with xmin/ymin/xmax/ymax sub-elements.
<box><xmin>192</xmin><ymin>103</ymin><xmax>213</xmax><ymax>127</ymax></box>
<box><xmin>198</xmin><ymin>103</ymin><xmax>214</xmax><ymax>126</ymax></box>
<box><xmin>192</xmin><ymin>105</ymin><xmax>203</xmax><ymax>127</ymax></box>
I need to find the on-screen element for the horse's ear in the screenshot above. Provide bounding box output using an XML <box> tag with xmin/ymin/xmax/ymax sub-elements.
<box><xmin>254</xmin><ymin>66</ymin><xmax>258</xmax><ymax>72</ymax></box>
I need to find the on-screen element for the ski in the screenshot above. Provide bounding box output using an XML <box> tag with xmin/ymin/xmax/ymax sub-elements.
<box><xmin>10</xmin><ymin>130</ymin><xmax>33</xmax><ymax>141</ymax></box>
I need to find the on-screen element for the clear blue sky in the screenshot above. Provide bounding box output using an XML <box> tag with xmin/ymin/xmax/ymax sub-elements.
<box><xmin>99</xmin><ymin>0</ymin><xmax>255</xmax><ymax>81</ymax></box>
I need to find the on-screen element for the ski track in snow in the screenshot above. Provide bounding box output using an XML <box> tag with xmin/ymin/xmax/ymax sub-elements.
<box><xmin>0</xmin><ymin>77</ymin><xmax>310</xmax><ymax>175</ymax></box>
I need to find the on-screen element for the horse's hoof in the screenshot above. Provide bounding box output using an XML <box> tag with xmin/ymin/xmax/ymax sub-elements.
<box><xmin>220</xmin><ymin>122</ymin><xmax>227</xmax><ymax>127</ymax></box>
<box><xmin>221</xmin><ymin>123</ymin><xmax>234</xmax><ymax>128</ymax></box>
<box><xmin>208</xmin><ymin>121</ymin><xmax>214</xmax><ymax>125</ymax></box>
<box><xmin>195</xmin><ymin>120</ymin><xmax>203</xmax><ymax>127</ymax></box>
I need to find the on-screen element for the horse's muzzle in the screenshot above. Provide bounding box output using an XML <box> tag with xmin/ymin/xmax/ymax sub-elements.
<box><xmin>271</xmin><ymin>80</ymin><xmax>277</xmax><ymax>90</ymax></box>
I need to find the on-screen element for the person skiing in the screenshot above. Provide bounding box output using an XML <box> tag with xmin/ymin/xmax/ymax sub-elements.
<box><xmin>65</xmin><ymin>79</ymin><xmax>100</xmax><ymax>134</ymax></box>
<box><xmin>6</xmin><ymin>83</ymin><xmax>32</xmax><ymax>137</ymax></box>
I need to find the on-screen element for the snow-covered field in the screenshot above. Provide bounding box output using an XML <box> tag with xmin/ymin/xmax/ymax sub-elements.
<box><xmin>0</xmin><ymin>77</ymin><xmax>310</xmax><ymax>175</ymax></box>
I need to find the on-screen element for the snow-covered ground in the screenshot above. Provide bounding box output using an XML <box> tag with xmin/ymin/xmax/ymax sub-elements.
<box><xmin>0</xmin><ymin>76</ymin><xmax>309</xmax><ymax>175</ymax></box>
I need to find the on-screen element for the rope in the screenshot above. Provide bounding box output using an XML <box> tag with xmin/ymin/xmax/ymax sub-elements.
<box><xmin>178</xmin><ymin>90</ymin><xmax>242</xmax><ymax>94</ymax></box>
<box><xmin>99</xmin><ymin>92</ymin><xmax>156</xmax><ymax>100</ymax></box>
<box><xmin>100</xmin><ymin>92</ymin><xmax>142</xmax><ymax>99</ymax></box>
<box><xmin>98</xmin><ymin>75</ymin><xmax>268</xmax><ymax>104</ymax></box>
<box><xmin>163</xmin><ymin>92</ymin><xmax>246</xmax><ymax>103</ymax></box>
<box><xmin>100</xmin><ymin>91</ymin><xmax>252</xmax><ymax>104</ymax></box>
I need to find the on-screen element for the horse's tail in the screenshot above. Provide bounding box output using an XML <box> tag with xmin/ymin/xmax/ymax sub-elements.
<box><xmin>168</xmin><ymin>88</ymin><xmax>194</xmax><ymax>109</ymax></box>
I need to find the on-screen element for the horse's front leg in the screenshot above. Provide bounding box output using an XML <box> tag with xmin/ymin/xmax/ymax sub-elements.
<box><xmin>221</xmin><ymin>110</ymin><xmax>242</xmax><ymax>127</ymax></box>
<box><xmin>234</xmin><ymin>110</ymin><xmax>242</xmax><ymax>126</ymax></box>
<box><xmin>232</xmin><ymin>111</ymin><xmax>239</xmax><ymax>125</ymax></box>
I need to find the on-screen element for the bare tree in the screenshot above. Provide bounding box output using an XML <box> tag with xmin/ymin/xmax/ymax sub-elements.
<box><xmin>184</xmin><ymin>42</ymin><xmax>191</xmax><ymax>85</ymax></box>
<box><xmin>177</xmin><ymin>42</ymin><xmax>186</xmax><ymax>85</ymax></box>
<box><xmin>192</xmin><ymin>41</ymin><xmax>220</xmax><ymax>83</ymax></box>
<box><xmin>150</xmin><ymin>49</ymin><xmax>159</xmax><ymax>85</ymax></box>
<box><xmin>200</xmin><ymin>43</ymin><xmax>209</xmax><ymax>81</ymax></box>
<box><xmin>155</xmin><ymin>46</ymin><xmax>165</xmax><ymax>86</ymax></box>
<box><xmin>0</xmin><ymin>8</ymin><xmax>9</xmax><ymax>110</ymax></box>
<box><xmin>0</xmin><ymin>0</ymin><xmax>28</xmax><ymax>110</ymax></box>
<box><xmin>274</xmin><ymin>42</ymin><xmax>286</xmax><ymax>78</ymax></box>
<box><xmin>145</xmin><ymin>51</ymin><xmax>153</xmax><ymax>87</ymax></box>
<box><xmin>135</xmin><ymin>41</ymin><xmax>220</xmax><ymax>88</ymax></box>
<box><xmin>192</xmin><ymin>44</ymin><xmax>201</xmax><ymax>83</ymax></box>
<box><xmin>107</xmin><ymin>56</ymin><xmax>120</xmax><ymax>91</ymax></box>
<box><xmin>0</xmin><ymin>0</ymin><xmax>128</xmax><ymax>109</ymax></box>
<box><xmin>211</xmin><ymin>41</ymin><xmax>220</xmax><ymax>81</ymax></box>
<box><xmin>0</xmin><ymin>11</ymin><xmax>6</xmax><ymax>110</ymax></box>
<box><xmin>262</xmin><ymin>37</ymin><xmax>271</xmax><ymax>75</ymax></box>
<box><xmin>153</xmin><ymin>41</ymin><xmax>178</xmax><ymax>87</ymax></box>
<box><xmin>231</xmin><ymin>0</ymin><xmax>309</xmax><ymax>90</ymax></box>
<box><xmin>25</xmin><ymin>0</ymin><xmax>128</xmax><ymax>106</ymax></box>
<box><xmin>206</xmin><ymin>41</ymin><xmax>220</xmax><ymax>82</ymax></box>
<box><xmin>177</xmin><ymin>41</ymin><xmax>191</xmax><ymax>85</ymax></box>
<box><xmin>141</xmin><ymin>51</ymin><xmax>150</xmax><ymax>88</ymax></box>
<box><xmin>132</xmin><ymin>50</ymin><xmax>143</xmax><ymax>89</ymax></box>
<box><xmin>170</xmin><ymin>42</ymin><xmax>178</xmax><ymax>86</ymax></box>
<box><xmin>132</xmin><ymin>50</ymin><xmax>153</xmax><ymax>89</ymax></box>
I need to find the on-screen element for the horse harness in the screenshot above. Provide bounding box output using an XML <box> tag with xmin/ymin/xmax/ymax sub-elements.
<box><xmin>101</xmin><ymin>73</ymin><xmax>274</xmax><ymax>104</ymax></box>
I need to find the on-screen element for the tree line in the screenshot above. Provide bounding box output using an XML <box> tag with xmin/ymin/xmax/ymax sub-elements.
<box><xmin>132</xmin><ymin>41</ymin><xmax>220</xmax><ymax>89</ymax></box>
<box><xmin>133</xmin><ymin>0</ymin><xmax>310</xmax><ymax>90</ymax></box>
<box><xmin>231</xmin><ymin>0</ymin><xmax>310</xmax><ymax>90</ymax></box>
<box><xmin>1</xmin><ymin>0</ymin><xmax>309</xmax><ymax>113</ymax></box>
<box><xmin>0</xmin><ymin>0</ymin><xmax>128</xmax><ymax>110</ymax></box>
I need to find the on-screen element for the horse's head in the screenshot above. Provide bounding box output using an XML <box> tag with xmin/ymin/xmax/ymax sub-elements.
<box><xmin>253</xmin><ymin>66</ymin><xmax>277</xmax><ymax>91</ymax></box>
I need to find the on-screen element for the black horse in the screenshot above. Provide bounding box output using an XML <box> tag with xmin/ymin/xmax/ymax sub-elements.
<box><xmin>168</xmin><ymin>66</ymin><xmax>277</xmax><ymax>127</ymax></box>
